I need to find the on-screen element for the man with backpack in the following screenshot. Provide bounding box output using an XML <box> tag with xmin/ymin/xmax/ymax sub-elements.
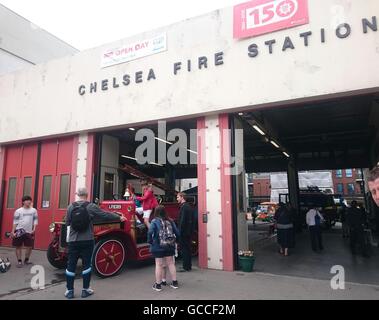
<box><xmin>65</xmin><ymin>187</ymin><xmax>125</xmax><ymax>299</ymax></box>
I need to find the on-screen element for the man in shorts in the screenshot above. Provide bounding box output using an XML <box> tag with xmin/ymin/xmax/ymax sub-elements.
<box><xmin>11</xmin><ymin>195</ymin><xmax>38</xmax><ymax>268</ymax></box>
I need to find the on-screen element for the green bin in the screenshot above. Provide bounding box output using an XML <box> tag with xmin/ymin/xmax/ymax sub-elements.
<box><xmin>239</xmin><ymin>256</ymin><xmax>255</xmax><ymax>272</ymax></box>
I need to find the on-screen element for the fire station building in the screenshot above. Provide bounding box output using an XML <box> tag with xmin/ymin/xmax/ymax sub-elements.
<box><xmin>1</xmin><ymin>0</ymin><xmax>379</xmax><ymax>271</ymax></box>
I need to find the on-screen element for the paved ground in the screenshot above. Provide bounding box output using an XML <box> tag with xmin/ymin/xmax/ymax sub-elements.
<box><xmin>1</xmin><ymin>226</ymin><xmax>379</xmax><ymax>300</ymax></box>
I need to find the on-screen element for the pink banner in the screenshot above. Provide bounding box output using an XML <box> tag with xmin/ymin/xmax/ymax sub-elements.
<box><xmin>233</xmin><ymin>0</ymin><xmax>309</xmax><ymax>39</ymax></box>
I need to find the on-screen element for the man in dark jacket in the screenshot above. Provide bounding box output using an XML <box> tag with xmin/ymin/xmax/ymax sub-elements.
<box><xmin>177</xmin><ymin>192</ymin><xmax>193</xmax><ymax>272</ymax></box>
<box><xmin>346</xmin><ymin>200</ymin><xmax>367</xmax><ymax>257</ymax></box>
<box><xmin>65</xmin><ymin>187</ymin><xmax>125</xmax><ymax>299</ymax></box>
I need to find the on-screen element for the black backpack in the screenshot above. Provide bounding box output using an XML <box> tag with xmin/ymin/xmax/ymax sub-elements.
<box><xmin>70</xmin><ymin>202</ymin><xmax>91</xmax><ymax>232</ymax></box>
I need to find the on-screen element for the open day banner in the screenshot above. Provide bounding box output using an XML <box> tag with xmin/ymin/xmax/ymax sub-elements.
<box><xmin>234</xmin><ymin>0</ymin><xmax>309</xmax><ymax>39</ymax></box>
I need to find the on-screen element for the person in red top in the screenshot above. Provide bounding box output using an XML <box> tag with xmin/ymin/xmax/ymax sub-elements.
<box><xmin>136</xmin><ymin>182</ymin><xmax>158</xmax><ymax>228</ymax></box>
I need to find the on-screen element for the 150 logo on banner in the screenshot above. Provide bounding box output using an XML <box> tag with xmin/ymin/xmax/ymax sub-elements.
<box><xmin>234</xmin><ymin>0</ymin><xmax>309</xmax><ymax>39</ymax></box>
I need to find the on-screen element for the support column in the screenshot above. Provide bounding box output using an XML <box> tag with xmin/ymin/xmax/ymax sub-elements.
<box><xmin>231</xmin><ymin>116</ymin><xmax>249</xmax><ymax>255</ymax></box>
<box><xmin>287</xmin><ymin>158</ymin><xmax>300</xmax><ymax>217</ymax></box>
<box><xmin>70</xmin><ymin>133</ymin><xmax>95</xmax><ymax>202</ymax></box>
<box><xmin>197</xmin><ymin>114</ymin><xmax>234</xmax><ymax>271</ymax></box>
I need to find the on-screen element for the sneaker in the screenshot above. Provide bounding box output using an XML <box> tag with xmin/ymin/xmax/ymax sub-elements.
<box><xmin>161</xmin><ymin>280</ymin><xmax>167</xmax><ymax>286</ymax></box>
<box><xmin>170</xmin><ymin>280</ymin><xmax>179</xmax><ymax>289</ymax></box>
<box><xmin>24</xmin><ymin>260</ymin><xmax>32</xmax><ymax>265</ymax></box>
<box><xmin>81</xmin><ymin>288</ymin><xmax>94</xmax><ymax>298</ymax></box>
<box><xmin>152</xmin><ymin>283</ymin><xmax>162</xmax><ymax>292</ymax></box>
<box><xmin>64</xmin><ymin>290</ymin><xmax>74</xmax><ymax>299</ymax></box>
<box><xmin>16</xmin><ymin>261</ymin><xmax>23</xmax><ymax>268</ymax></box>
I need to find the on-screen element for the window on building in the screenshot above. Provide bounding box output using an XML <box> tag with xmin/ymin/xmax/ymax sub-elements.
<box><xmin>104</xmin><ymin>173</ymin><xmax>115</xmax><ymax>200</ymax></box>
<box><xmin>347</xmin><ymin>183</ymin><xmax>355</xmax><ymax>195</ymax></box>
<box><xmin>336</xmin><ymin>183</ymin><xmax>344</xmax><ymax>195</ymax></box>
<box><xmin>23</xmin><ymin>177</ymin><xmax>32</xmax><ymax>197</ymax></box>
<box><xmin>335</xmin><ymin>170</ymin><xmax>343</xmax><ymax>178</ymax></box>
<box><xmin>345</xmin><ymin>169</ymin><xmax>353</xmax><ymax>178</ymax></box>
<box><xmin>58</xmin><ymin>174</ymin><xmax>70</xmax><ymax>209</ymax></box>
<box><xmin>6</xmin><ymin>177</ymin><xmax>17</xmax><ymax>208</ymax></box>
<box><xmin>41</xmin><ymin>175</ymin><xmax>52</xmax><ymax>208</ymax></box>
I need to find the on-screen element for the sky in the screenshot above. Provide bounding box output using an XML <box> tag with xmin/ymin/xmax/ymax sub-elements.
<box><xmin>0</xmin><ymin>0</ymin><xmax>243</xmax><ymax>50</ymax></box>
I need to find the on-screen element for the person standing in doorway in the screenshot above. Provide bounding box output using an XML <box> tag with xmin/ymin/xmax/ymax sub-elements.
<box><xmin>306</xmin><ymin>206</ymin><xmax>325</xmax><ymax>253</ymax></box>
<box><xmin>64</xmin><ymin>187</ymin><xmax>125</xmax><ymax>299</ymax></box>
<box><xmin>346</xmin><ymin>200</ymin><xmax>368</xmax><ymax>257</ymax></box>
<box><xmin>274</xmin><ymin>203</ymin><xmax>295</xmax><ymax>256</ymax></box>
<box><xmin>177</xmin><ymin>192</ymin><xmax>194</xmax><ymax>271</ymax></box>
<box><xmin>136</xmin><ymin>182</ymin><xmax>158</xmax><ymax>228</ymax></box>
<box><xmin>11</xmin><ymin>196</ymin><xmax>38</xmax><ymax>268</ymax></box>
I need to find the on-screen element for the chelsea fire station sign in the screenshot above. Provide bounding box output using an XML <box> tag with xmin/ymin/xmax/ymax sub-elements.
<box><xmin>78</xmin><ymin>0</ymin><xmax>378</xmax><ymax>96</ymax></box>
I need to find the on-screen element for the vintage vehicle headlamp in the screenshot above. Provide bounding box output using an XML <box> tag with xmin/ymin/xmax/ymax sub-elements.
<box><xmin>49</xmin><ymin>223</ymin><xmax>56</xmax><ymax>233</ymax></box>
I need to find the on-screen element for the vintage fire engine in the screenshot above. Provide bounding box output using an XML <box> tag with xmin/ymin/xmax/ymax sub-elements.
<box><xmin>46</xmin><ymin>165</ymin><xmax>198</xmax><ymax>278</ymax></box>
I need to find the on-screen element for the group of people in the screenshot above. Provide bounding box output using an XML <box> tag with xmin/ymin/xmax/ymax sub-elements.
<box><xmin>273</xmin><ymin>203</ymin><xmax>324</xmax><ymax>256</ymax></box>
<box><xmin>63</xmin><ymin>183</ymin><xmax>195</xmax><ymax>298</ymax></box>
<box><xmin>9</xmin><ymin>166</ymin><xmax>379</xmax><ymax>298</ymax></box>
<box><xmin>274</xmin><ymin>199</ymin><xmax>371</xmax><ymax>257</ymax></box>
<box><xmin>9</xmin><ymin>181</ymin><xmax>195</xmax><ymax>299</ymax></box>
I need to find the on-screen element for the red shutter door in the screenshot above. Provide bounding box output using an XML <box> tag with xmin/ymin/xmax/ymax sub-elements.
<box><xmin>35</xmin><ymin>137</ymin><xmax>75</xmax><ymax>249</ymax></box>
<box><xmin>0</xmin><ymin>144</ymin><xmax>38</xmax><ymax>246</ymax></box>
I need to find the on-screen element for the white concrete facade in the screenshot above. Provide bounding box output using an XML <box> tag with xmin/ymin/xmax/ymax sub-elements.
<box><xmin>0</xmin><ymin>0</ymin><xmax>378</xmax><ymax>144</ymax></box>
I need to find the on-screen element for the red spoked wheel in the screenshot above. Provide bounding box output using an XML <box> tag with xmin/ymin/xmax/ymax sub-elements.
<box><xmin>92</xmin><ymin>238</ymin><xmax>126</xmax><ymax>278</ymax></box>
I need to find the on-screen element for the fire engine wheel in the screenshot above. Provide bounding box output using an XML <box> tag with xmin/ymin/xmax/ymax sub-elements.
<box><xmin>47</xmin><ymin>243</ymin><xmax>67</xmax><ymax>270</ymax></box>
<box><xmin>93</xmin><ymin>238</ymin><xmax>126</xmax><ymax>278</ymax></box>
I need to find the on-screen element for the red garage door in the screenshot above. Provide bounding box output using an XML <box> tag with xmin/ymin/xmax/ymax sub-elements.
<box><xmin>0</xmin><ymin>144</ymin><xmax>38</xmax><ymax>247</ymax></box>
<box><xmin>0</xmin><ymin>137</ymin><xmax>76</xmax><ymax>249</ymax></box>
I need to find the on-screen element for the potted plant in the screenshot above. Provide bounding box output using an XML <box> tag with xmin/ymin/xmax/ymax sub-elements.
<box><xmin>238</xmin><ymin>250</ymin><xmax>255</xmax><ymax>272</ymax></box>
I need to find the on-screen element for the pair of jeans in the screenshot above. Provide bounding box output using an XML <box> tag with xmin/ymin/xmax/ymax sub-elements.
<box><xmin>180</xmin><ymin>235</ymin><xmax>192</xmax><ymax>271</ymax></box>
<box><xmin>66</xmin><ymin>240</ymin><xmax>94</xmax><ymax>291</ymax></box>
<box><xmin>309</xmin><ymin>226</ymin><xmax>323</xmax><ymax>251</ymax></box>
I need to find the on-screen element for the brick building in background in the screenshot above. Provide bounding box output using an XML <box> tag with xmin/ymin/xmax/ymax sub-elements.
<box><xmin>248</xmin><ymin>173</ymin><xmax>271</xmax><ymax>207</ymax></box>
<box><xmin>332</xmin><ymin>169</ymin><xmax>364</xmax><ymax>201</ymax></box>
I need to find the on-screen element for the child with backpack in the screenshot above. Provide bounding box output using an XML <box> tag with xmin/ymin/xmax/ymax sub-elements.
<box><xmin>147</xmin><ymin>205</ymin><xmax>180</xmax><ymax>292</ymax></box>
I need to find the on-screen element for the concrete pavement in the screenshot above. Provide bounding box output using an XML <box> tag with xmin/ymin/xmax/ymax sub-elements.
<box><xmin>1</xmin><ymin>240</ymin><xmax>379</xmax><ymax>300</ymax></box>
